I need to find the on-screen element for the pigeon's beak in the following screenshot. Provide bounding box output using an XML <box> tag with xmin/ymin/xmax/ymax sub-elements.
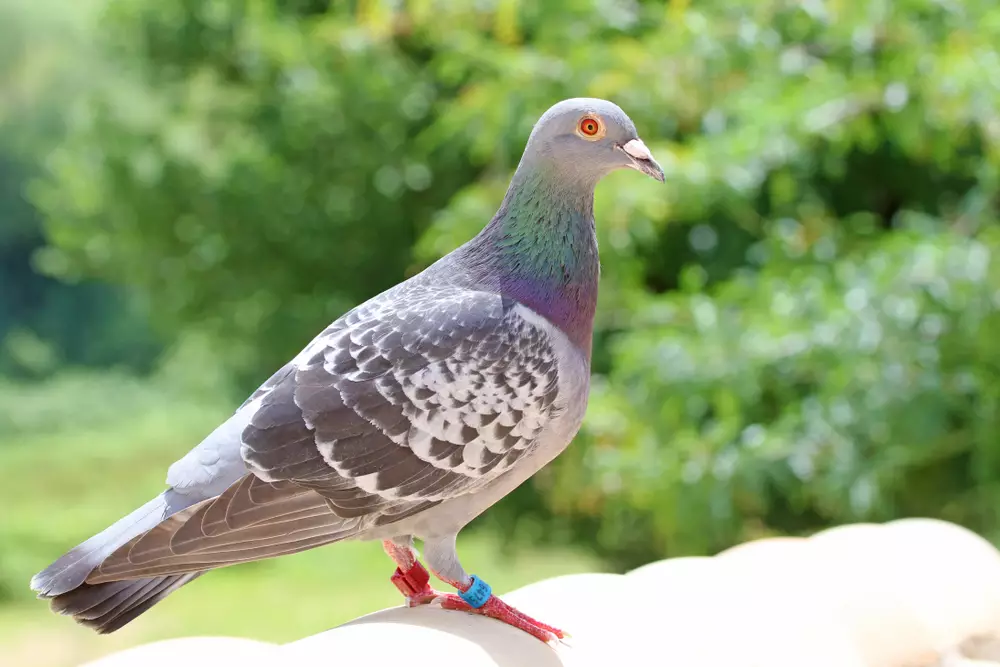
<box><xmin>618</xmin><ymin>138</ymin><xmax>665</xmax><ymax>183</ymax></box>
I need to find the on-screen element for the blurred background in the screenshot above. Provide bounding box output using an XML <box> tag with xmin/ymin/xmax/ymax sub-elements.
<box><xmin>2</xmin><ymin>0</ymin><xmax>1000</xmax><ymax>664</ymax></box>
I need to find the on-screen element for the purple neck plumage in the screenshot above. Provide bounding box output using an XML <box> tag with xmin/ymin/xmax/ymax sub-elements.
<box><xmin>459</xmin><ymin>165</ymin><xmax>600</xmax><ymax>355</ymax></box>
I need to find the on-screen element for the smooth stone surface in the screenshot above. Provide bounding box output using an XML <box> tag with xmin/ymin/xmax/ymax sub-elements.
<box><xmin>72</xmin><ymin>520</ymin><xmax>1000</xmax><ymax>667</ymax></box>
<box><xmin>284</xmin><ymin>605</ymin><xmax>566</xmax><ymax>667</ymax></box>
<box><xmin>77</xmin><ymin>637</ymin><xmax>279</xmax><ymax>667</ymax></box>
<box><xmin>712</xmin><ymin>537</ymin><xmax>866</xmax><ymax>667</ymax></box>
<box><xmin>884</xmin><ymin>518</ymin><xmax>1000</xmax><ymax>644</ymax></box>
<box><xmin>807</xmin><ymin>522</ymin><xmax>939</xmax><ymax>666</ymax></box>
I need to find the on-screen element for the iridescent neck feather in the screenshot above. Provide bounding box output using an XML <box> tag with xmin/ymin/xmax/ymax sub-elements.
<box><xmin>458</xmin><ymin>162</ymin><xmax>600</xmax><ymax>354</ymax></box>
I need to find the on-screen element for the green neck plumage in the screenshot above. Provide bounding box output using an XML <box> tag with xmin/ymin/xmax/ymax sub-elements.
<box><xmin>462</xmin><ymin>166</ymin><xmax>601</xmax><ymax>354</ymax></box>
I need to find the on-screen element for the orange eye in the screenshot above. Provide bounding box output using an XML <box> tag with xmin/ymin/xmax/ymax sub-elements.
<box><xmin>579</xmin><ymin>117</ymin><xmax>601</xmax><ymax>137</ymax></box>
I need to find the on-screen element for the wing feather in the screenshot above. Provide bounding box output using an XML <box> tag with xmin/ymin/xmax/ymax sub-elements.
<box><xmin>241</xmin><ymin>289</ymin><xmax>561</xmax><ymax>515</ymax></box>
<box><xmin>87</xmin><ymin>477</ymin><xmax>356</xmax><ymax>583</ymax></box>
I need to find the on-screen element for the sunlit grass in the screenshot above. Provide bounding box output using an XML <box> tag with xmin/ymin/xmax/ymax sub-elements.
<box><xmin>0</xmin><ymin>374</ymin><xmax>602</xmax><ymax>667</ymax></box>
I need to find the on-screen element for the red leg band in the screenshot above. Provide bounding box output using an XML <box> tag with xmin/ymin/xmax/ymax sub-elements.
<box><xmin>390</xmin><ymin>561</ymin><xmax>430</xmax><ymax>597</ymax></box>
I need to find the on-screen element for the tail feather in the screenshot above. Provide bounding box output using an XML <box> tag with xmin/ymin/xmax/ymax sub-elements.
<box><xmin>93</xmin><ymin>574</ymin><xmax>200</xmax><ymax>634</ymax></box>
<box><xmin>31</xmin><ymin>475</ymin><xmax>363</xmax><ymax>633</ymax></box>
<box><xmin>52</xmin><ymin>574</ymin><xmax>202</xmax><ymax>634</ymax></box>
<box><xmin>30</xmin><ymin>490</ymin><xmax>203</xmax><ymax>633</ymax></box>
<box><xmin>49</xmin><ymin>578</ymin><xmax>137</xmax><ymax>617</ymax></box>
<box><xmin>31</xmin><ymin>491</ymin><xmax>194</xmax><ymax>597</ymax></box>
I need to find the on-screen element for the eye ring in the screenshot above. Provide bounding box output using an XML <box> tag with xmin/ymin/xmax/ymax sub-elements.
<box><xmin>577</xmin><ymin>115</ymin><xmax>605</xmax><ymax>140</ymax></box>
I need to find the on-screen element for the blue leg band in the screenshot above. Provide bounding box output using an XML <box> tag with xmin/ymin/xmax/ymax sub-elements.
<box><xmin>458</xmin><ymin>575</ymin><xmax>492</xmax><ymax>609</ymax></box>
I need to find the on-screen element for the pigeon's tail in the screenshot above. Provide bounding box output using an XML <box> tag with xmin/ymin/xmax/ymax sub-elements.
<box><xmin>45</xmin><ymin>572</ymin><xmax>203</xmax><ymax>634</ymax></box>
<box><xmin>30</xmin><ymin>490</ymin><xmax>202</xmax><ymax>632</ymax></box>
<box><xmin>32</xmin><ymin>475</ymin><xmax>365</xmax><ymax>632</ymax></box>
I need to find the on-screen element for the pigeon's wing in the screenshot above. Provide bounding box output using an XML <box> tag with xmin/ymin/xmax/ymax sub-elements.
<box><xmin>245</xmin><ymin>286</ymin><xmax>564</xmax><ymax>509</ymax></box>
<box><xmin>87</xmin><ymin>287</ymin><xmax>563</xmax><ymax>582</ymax></box>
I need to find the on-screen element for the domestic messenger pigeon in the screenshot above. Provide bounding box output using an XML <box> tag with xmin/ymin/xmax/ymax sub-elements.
<box><xmin>31</xmin><ymin>97</ymin><xmax>664</xmax><ymax>643</ymax></box>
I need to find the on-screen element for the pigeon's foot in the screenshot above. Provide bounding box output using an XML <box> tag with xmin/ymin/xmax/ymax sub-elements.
<box><xmin>391</xmin><ymin>571</ymin><xmax>565</xmax><ymax>643</ymax></box>
<box><xmin>433</xmin><ymin>591</ymin><xmax>568</xmax><ymax>644</ymax></box>
<box><xmin>381</xmin><ymin>540</ymin><xmax>567</xmax><ymax>644</ymax></box>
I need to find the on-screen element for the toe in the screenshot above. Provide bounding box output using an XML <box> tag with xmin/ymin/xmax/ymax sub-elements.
<box><xmin>415</xmin><ymin>591</ymin><xmax>567</xmax><ymax>645</ymax></box>
<box><xmin>485</xmin><ymin>596</ymin><xmax>568</xmax><ymax>639</ymax></box>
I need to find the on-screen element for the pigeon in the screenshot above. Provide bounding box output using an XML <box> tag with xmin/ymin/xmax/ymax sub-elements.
<box><xmin>30</xmin><ymin>97</ymin><xmax>664</xmax><ymax>643</ymax></box>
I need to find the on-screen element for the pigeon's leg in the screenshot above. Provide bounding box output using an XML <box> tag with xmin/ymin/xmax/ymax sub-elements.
<box><xmin>421</xmin><ymin>534</ymin><xmax>568</xmax><ymax>644</ymax></box>
<box><xmin>382</xmin><ymin>537</ymin><xmax>438</xmax><ymax>606</ymax></box>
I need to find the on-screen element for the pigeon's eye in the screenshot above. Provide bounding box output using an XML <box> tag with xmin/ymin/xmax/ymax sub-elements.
<box><xmin>577</xmin><ymin>116</ymin><xmax>604</xmax><ymax>140</ymax></box>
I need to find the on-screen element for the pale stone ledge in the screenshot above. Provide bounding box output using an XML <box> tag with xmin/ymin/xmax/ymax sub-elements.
<box><xmin>80</xmin><ymin>519</ymin><xmax>1000</xmax><ymax>667</ymax></box>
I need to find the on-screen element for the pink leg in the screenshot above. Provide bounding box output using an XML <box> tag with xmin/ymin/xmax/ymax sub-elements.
<box><xmin>380</xmin><ymin>540</ymin><xmax>568</xmax><ymax>644</ymax></box>
<box><xmin>429</xmin><ymin>568</ymin><xmax>568</xmax><ymax>643</ymax></box>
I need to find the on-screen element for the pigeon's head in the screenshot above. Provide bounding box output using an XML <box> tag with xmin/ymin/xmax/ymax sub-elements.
<box><xmin>524</xmin><ymin>97</ymin><xmax>665</xmax><ymax>184</ymax></box>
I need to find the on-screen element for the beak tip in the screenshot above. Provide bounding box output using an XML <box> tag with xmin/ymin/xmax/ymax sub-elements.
<box><xmin>642</xmin><ymin>158</ymin><xmax>665</xmax><ymax>183</ymax></box>
<box><xmin>621</xmin><ymin>138</ymin><xmax>665</xmax><ymax>183</ymax></box>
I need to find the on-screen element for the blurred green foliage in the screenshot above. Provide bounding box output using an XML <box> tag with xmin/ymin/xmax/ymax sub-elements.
<box><xmin>0</xmin><ymin>0</ymin><xmax>160</xmax><ymax>377</ymax></box>
<box><xmin>11</xmin><ymin>0</ymin><xmax>1000</xmax><ymax>566</ymax></box>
